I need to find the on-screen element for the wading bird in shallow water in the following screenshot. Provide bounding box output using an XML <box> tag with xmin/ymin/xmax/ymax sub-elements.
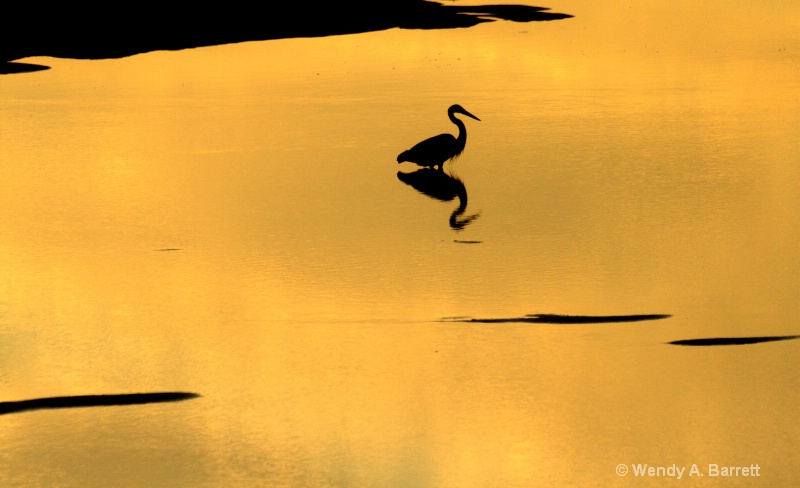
<box><xmin>397</xmin><ymin>104</ymin><xmax>480</xmax><ymax>170</ymax></box>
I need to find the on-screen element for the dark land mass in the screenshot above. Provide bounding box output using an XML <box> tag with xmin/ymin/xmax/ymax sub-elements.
<box><xmin>0</xmin><ymin>392</ymin><xmax>200</xmax><ymax>415</ymax></box>
<box><xmin>668</xmin><ymin>335</ymin><xmax>800</xmax><ymax>346</ymax></box>
<box><xmin>1</xmin><ymin>1</ymin><xmax>572</xmax><ymax>74</ymax></box>
<box><xmin>2</xmin><ymin>61</ymin><xmax>50</xmax><ymax>73</ymax></box>
<box><xmin>443</xmin><ymin>314</ymin><xmax>672</xmax><ymax>324</ymax></box>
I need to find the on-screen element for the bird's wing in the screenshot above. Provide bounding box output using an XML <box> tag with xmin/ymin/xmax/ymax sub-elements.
<box><xmin>405</xmin><ymin>134</ymin><xmax>457</xmax><ymax>163</ymax></box>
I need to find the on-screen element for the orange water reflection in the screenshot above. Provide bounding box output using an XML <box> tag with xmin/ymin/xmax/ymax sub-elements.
<box><xmin>1</xmin><ymin>1</ymin><xmax>798</xmax><ymax>486</ymax></box>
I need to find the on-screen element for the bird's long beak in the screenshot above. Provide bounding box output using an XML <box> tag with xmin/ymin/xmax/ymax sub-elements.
<box><xmin>462</xmin><ymin>109</ymin><xmax>480</xmax><ymax>122</ymax></box>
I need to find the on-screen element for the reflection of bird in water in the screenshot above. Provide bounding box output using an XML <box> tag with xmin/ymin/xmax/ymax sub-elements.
<box><xmin>397</xmin><ymin>168</ymin><xmax>480</xmax><ymax>231</ymax></box>
<box><xmin>397</xmin><ymin>104</ymin><xmax>480</xmax><ymax>170</ymax></box>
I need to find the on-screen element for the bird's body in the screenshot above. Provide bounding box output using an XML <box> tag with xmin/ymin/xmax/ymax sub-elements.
<box><xmin>397</xmin><ymin>104</ymin><xmax>480</xmax><ymax>170</ymax></box>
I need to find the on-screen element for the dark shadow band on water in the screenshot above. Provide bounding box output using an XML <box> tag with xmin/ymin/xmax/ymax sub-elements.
<box><xmin>1</xmin><ymin>2</ymin><xmax>573</xmax><ymax>73</ymax></box>
<box><xmin>0</xmin><ymin>61</ymin><xmax>50</xmax><ymax>74</ymax></box>
<box><xmin>0</xmin><ymin>392</ymin><xmax>200</xmax><ymax>415</ymax></box>
<box><xmin>668</xmin><ymin>335</ymin><xmax>800</xmax><ymax>346</ymax></box>
<box><xmin>442</xmin><ymin>314</ymin><xmax>671</xmax><ymax>324</ymax></box>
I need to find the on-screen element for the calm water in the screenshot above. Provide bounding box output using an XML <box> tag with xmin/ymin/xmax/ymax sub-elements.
<box><xmin>2</xmin><ymin>1</ymin><xmax>799</xmax><ymax>486</ymax></box>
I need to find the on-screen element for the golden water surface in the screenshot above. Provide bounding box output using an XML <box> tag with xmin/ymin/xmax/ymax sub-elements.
<box><xmin>1</xmin><ymin>1</ymin><xmax>798</xmax><ymax>486</ymax></box>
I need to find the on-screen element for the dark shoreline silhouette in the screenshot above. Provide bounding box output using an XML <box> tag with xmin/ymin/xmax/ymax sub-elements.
<box><xmin>668</xmin><ymin>335</ymin><xmax>800</xmax><ymax>346</ymax></box>
<box><xmin>442</xmin><ymin>314</ymin><xmax>672</xmax><ymax>324</ymax></box>
<box><xmin>2</xmin><ymin>61</ymin><xmax>50</xmax><ymax>74</ymax></box>
<box><xmin>1</xmin><ymin>1</ymin><xmax>572</xmax><ymax>74</ymax></box>
<box><xmin>0</xmin><ymin>392</ymin><xmax>200</xmax><ymax>415</ymax></box>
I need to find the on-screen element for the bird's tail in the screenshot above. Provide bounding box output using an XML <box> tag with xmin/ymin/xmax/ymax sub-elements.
<box><xmin>397</xmin><ymin>150</ymin><xmax>410</xmax><ymax>163</ymax></box>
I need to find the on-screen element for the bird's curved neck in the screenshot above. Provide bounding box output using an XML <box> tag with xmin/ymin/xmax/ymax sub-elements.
<box><xmin>449</xmin><ymin>111</ymin><xmax>467</xmax><ymax>143</ymax></box>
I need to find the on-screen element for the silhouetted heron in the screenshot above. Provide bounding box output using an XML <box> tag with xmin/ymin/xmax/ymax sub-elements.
<box><xmin>397</xmin><ymin>104</ymin><xmax>480</xmax><ymax>170</ymax></box>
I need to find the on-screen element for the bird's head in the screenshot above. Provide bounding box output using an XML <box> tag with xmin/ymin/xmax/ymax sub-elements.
<box><xmin>449</xmin><ymin>104</ymin><xmax>480</xmax><ymax>122</ymax></box>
